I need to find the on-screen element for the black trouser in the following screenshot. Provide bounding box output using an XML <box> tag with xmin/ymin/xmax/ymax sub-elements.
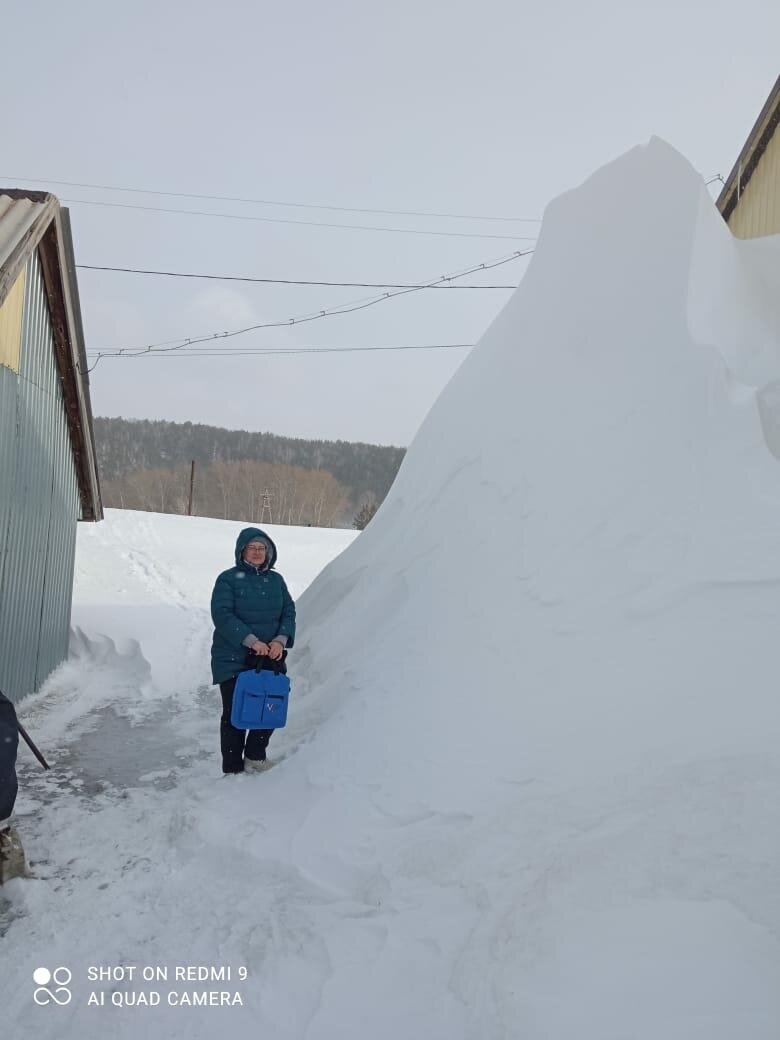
<box><xmin>0</xmin><ymin>692</ymin><xmax>19</xmax><ymax>823</ymax></box>
<box><xmin>219</xmin><ymin>656</ymin><xmax>287</xmax><ymax>773</ymax></box>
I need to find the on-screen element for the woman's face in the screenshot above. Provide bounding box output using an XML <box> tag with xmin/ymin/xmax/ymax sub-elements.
<box><xmin>243</xmin><ymin>540</ymin><xmax>267</xmax><ymax>565</ymax></box>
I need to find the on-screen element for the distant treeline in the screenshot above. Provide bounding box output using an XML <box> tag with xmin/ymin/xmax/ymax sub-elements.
<box><xmin>94</xmin><ymin>417</ymin><xmax>406</xmax><ymax>528</ymax></box>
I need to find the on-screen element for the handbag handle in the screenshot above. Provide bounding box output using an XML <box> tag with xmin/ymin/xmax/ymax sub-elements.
<box><xmin>249</xmin><ymin>654</ymin><xmax>283</xmax><ymax>675</ymax></box>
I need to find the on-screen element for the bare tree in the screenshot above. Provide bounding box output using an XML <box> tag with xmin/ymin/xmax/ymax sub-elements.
<box><xmin>101</xmin><ymin>457</ymin><xmax>352</xmax><ymax>527</ymax></box>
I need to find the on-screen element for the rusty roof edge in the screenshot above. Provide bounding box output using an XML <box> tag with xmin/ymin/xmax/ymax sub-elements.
<box><xmin>0</xmin><ymin>188</ymin><xmax>54</xmax><ymax>204</ymax></box>
<box><xmin>0</xmin><ymin>192</ymin><xmax>59</xmax><ymax>309</ymax></box>
<box><xmin>716</xmin><ymin>75</ymin><xmax>780</xmax><ymax>220</ymax></box>
<box><xmin>55</xmin><ymin>208</ymin><xmax>104</xmax><ymax>522</ymax></box>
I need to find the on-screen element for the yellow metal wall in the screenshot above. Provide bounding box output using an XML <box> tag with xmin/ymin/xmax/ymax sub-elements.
<box><xmin>0</xmin><ymin>269</ymin><xmax>26</xmax><ymax>372</ymax></box>
<box><xmin>728</xmin><ymin>129</ymin><xmax>780</xmax><ymax>239</ymax></box>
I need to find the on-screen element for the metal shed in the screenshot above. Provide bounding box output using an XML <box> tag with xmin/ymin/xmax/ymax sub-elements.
<box><xmin>0</xmin><ymin>189</ymin><xmax>102</xmax><ymax>704</ymax></box>
<box><xmin>717</xmin><ymin>75</ymin><xmax>780</xmax><ymax>239</ymax></box>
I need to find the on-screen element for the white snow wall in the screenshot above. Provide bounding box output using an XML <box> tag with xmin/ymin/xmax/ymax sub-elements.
<box><xmin>296</xmin><ymin>137</ymin><xmax>780</xmax><ymax>796</ymax></box>
<box><xmin>287</xmin><ymin>140</ymin><xmax>780</xmax><ymax>1031</ymax></box>
<box><xmin>288</xmin><ymin>138</ymin><xmax>780</xmax><ymax>1034</ymax></box>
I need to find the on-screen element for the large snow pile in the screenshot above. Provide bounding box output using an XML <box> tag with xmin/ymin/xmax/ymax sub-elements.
<box><xmin>290</xmin><ymin>139</ymin><xmax>780</xmax><ymax>1036</ymax></box>
<box><xmin>4</xmin><ymin>140</ymin><xmax>780</xmax><ymax>1040</ymax></box>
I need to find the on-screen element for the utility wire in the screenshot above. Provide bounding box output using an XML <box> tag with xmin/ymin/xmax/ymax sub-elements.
<box><xmin>77</xmin><ymin>263</ymin><xmax>518</xmax><ymax>290</ymax></box>
<box><xmin>86</xmin><ymin>342</ymin><xmax>474</xmax><ymax>359</ymax></box>
<box><xmin>88</xmin><ymin>253</ymin><xmax>522</xmax><ymax>364</ymax></box>
<box><xmin>62</xmin><ymin>197</ymin><xmax>537</xmax><ymax>241</ymax></box>
<box><xmin>88</xmin><ymin>249</ymin><xmax>532</xmax><ymax>370</ymax></box>
<box><xmin>3</xmin><ymin>174</ymin><xmax>541</xmax><ymax>223</ymax></box>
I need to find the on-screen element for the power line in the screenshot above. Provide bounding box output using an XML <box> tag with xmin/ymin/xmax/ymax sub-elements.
<box><xmin>3</xmin><ymin>174</ymin><xmax>541</xmax><ymax>223</ymax></box>
<box><xmin>89</xmin><ymin>251</ymin><xmax>524</xmax><ymax>363</ymax></box>
<box><xmin>86</xmin><ymin>342</ymin><xmax>474</xmax><ymax>359</ymax></box>
<box><xmin>87</xmin><ymin>249</ymin><xmax>532</xmax><ymax>370</ymax></box>
<box><xmin>76</xmin><ymin>263</ymin><xmax>518</xmax><ymax>290</ymax></box>
<box><xmin>62</xmin><ymin>197</ymin><xmax>538</xmax><ymax>241</ymax></box>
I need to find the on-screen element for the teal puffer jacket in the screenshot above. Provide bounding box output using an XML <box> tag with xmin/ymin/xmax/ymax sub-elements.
<box><xmin>210</xmin><ymin>527</ymin><xmax>296</xmax><ymax>684</ymax></box>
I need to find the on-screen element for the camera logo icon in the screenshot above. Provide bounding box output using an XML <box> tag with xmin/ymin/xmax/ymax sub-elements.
<box><xmin>33</xmin><ymin>967</ymin><xmax>72</xmax><ymax>1006</ymax></box>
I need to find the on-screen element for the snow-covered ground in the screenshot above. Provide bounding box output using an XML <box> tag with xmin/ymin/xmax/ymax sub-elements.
<box><xmin>2</xmin><ymin>513</ymin><xmax>358</xmax><ymax>1038</ymax></box>
<box><xmin>5</xmin><ymin>138</ymin><xmax>780</xmax><ymax>1038</ymax></box>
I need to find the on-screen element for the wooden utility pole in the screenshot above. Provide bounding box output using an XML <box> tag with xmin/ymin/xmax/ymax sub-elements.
<box><xmin>187</xmin><ymin>460</ymin><xmax>195</xmax><ymax>516</ymax></box>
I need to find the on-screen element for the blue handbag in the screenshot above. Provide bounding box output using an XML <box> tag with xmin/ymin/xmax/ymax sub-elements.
<box><xmin>230</xmin><ymin>659</ymin><xmax>290</xmax><ymax>730</ymax></box>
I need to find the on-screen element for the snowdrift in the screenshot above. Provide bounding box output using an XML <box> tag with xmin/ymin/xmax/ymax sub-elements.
<box><xmin>288</xmin><ymin>139</ymin><xmax>780</xmax><ymax>1036</ymax></box>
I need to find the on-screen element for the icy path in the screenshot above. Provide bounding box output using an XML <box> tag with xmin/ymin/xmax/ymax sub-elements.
<box><xmin>2</xmin><ymin>512</ymin><xmax>363</xmax><ymax>1040</ymax></box>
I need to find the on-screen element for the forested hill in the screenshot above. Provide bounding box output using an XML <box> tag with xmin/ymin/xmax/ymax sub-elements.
<box><xmin>94</xmin><ymin>417</ymin><xmax>406</xmax><ymax>504</ymax></box>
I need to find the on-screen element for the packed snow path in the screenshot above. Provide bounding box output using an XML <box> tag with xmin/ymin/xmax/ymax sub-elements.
<box><xmin>3</xmin><ymin>512</ymin><xmax>364</xmax><ymax>1039</ymax></box>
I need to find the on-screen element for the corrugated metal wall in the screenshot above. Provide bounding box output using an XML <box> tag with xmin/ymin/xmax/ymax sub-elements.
<box><xmin>728</xmin><ymin>130</ymin><xmax>780</xmax><ymax>238</ymax></box>
<box><xmin>0</xmin><ymin>250</ymin><xmax>80</xmax><ymax>704</ymax></box>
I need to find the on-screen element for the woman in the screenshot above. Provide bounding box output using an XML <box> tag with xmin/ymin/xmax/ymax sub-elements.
<box><xmin>210</xmin><ymin>527</ymin><xmax>296</xmax><ymax>774</ymax></box>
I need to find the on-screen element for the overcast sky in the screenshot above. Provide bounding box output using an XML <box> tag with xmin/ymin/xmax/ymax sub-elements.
<box><xmin>3</xmin><ymin>1</ymin><xmax>778</xmax><ymax>446</ymax></box>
